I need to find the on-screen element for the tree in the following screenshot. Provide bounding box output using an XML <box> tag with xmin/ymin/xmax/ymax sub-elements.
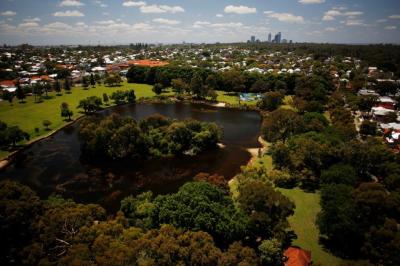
<box><xmin>320</xmin><ymin>163</ymin><xmax>358</xmax><ymax>186</ymax></box>
<box><xmin>317</xmin><ymin>184</ymin><xmax>363</xmax><ymax>257</ymax></box>
<box><xmin>77</xmin><ymin>96</ymin><xmax>102</xmax><ymax>113</ymax></box>
<box><xmin>152</xmin><ymin>83</ymin><xmax>164</xmax><ymax>95</ymax></box>
<box><xmin>2</xmin><ymin>90</ymin><xmax>13</xmax><ymax>105</ymax></box>
<box><xmin>60</xmin><ymin>102</ymin><xmax>73</xmax><ymax>121</ymax></box>
<box><xmin>362</xmin><ymin>218</ymin><xmax>400</xmax><ymax>266</ymax></box>
<box><xmin>90</xmin><ymin>73</ymin><xmax>96</xmax><ymax>87</ymax></box>
<box><xmin>64</xmin><ymin>78</ymin><xmax>71</xmax><ymax>94</ymax></box>
<box><xmin>205</xmin><ymin>74</ymin><xmax>218</xmax><ymax>91</ymax></box>
<box><xmin>152</xmin><ymin>182</ymin><xmax>249</xmax><ymax>244</ymax></box>
<box><xmin>4</xmin><ymin>125</ymin><xmax>30</xmax><ymax>147</ymax></box>
<box><xmin>258</xmin><ymin>239</ymin><xmax>284</xmax><ymax>266</ymax></box>
<box><xmin>303</xmin><ymin>112</ymin><xmax>329</xmax><ymax>132</ymax></box>
<box><xmin>120</xmin><ymin>192</ymin><xmax>155</xmax><ymax>228</ymax></box>
<box><xmin>237</xmin><ymin>179</ymin><xmax>294</xmax><ymax>243</ymax></box>
<box><xmin>261</xmin><ymin>109</ymin><xmax>304</xmax><ymax>142</ymax></box>
<box><xmin>82</xmin><ymin>76</ymin><xmax>89</xmax><ymax>90</ymax></box>
<box><xmin>16</xmin><ymin>83</ymin><xmax>26</xmax><ymax>103</ymax></box>
<box><xmin>103</xmin><ymin>93</ymin><xmax>109</xmax><ymax>105</ymax></box>
<box><xmin>375</xmin><ymin>81</ymin><xmax>398</xmax><ymax>96</ymax></box>
<box><xmin>42</xmin><ymin>120</ymin><xmax>52</xmax><ymax>131</ymax></box>
<box><xmin>110</xmin><ymin>90</ymin><xmax>127</xmax><ymax>105</ymax></box>
<box><xmin>207</xmin><ymin>89</ymin><xmax>218</xmax><ymax>102</ymax></box>
<box><xmin>0</xmin><ymin>181</ymin><xmax>42</xmax><ymax>265</ymax></box>
<box><xmin>53</xmin><ymin>79</ymin><xmax>62</xmax><ymax>95</ymax></box>
<box><xmin>257</xmin><ymin>91</ymin><xmax>284</xmax><ymax>111</ymax></box>
<box><xmin>360</xmin><ymin>120</ymin><xmax>377</xmax><ymax>136</ymax></box>
<box><xmin>190</xmin><ymin>73</ymin><xmax>205</xmax><ymax>98</ymax></box>
<box><xmin>251</xmin><ymin>79</ymin><xmax>269</xmax><ymax>93</ymax></box>
<box><xmin>171</xmin><ymin>78</ymin><xmax>188</xmax><ymax>95</ymax></box>
<box><xmin>126</xmin><ymin>90</ymin><xmax>136</xmax><ymax>103</ymax></box>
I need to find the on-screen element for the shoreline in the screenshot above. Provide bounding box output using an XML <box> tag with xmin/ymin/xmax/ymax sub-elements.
<box><xmin>0</xmin><ymin>98</ymin><xmax>261</xmax><ymax>171</ymax></box>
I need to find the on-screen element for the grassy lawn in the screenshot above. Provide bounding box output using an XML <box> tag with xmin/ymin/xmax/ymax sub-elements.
<box><xmin>215</xmin><ymin>91</ymin><xmax>258</xmax><ymax>106</ymax></box>
<box><xmin>278</xmin><ymin>188</ymin><xmax>344</xmax><ymax>266</ymax></box>
<box><xmin>0</xmin><ymin>82</ymin><xmax>168</xmax><ymax>159</ymax></box>
<box><xmin>0</xmin><ymin>82</ymin><xmax>161</xmax><ymax>136</ymax></box>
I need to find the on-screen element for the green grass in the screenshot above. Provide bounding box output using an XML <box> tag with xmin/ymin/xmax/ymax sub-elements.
<box><xmin>0</xmin><ymin>82</ymin><xmax>169</xmax><ymax>159</ymax></box>
<box><xmin>278</xmin><ymin>188</ymin><xmax>344</xmax><ymax>266</ymax></box>
<box><xmin>0</xmin><ymin>82</ymin><xmax>161</xmax><ymax>136</ymax></box>
<box><xmin>215</xmin><ymin>91</ymin><xmax>258</xmax><ymax>106</ymax></box>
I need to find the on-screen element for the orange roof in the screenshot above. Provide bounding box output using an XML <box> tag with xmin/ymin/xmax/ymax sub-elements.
<box><xmin>127</xmin><ymin>60</ymin><xmax>169</xmax><ymax>67</ymax></box>
<box><xmin>0</xmin><ymin>80</ymin><xmax>16</xmax><ymax>87</ymax></box>
<box><xmin>284</xmin><ymin>247</ymin><xmax>311</xmax><ymax>266</ymax></box>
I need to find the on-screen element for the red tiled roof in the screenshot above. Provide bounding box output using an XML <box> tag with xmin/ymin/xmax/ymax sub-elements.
<box><xmin>0</xmin><ymin>80</ymin><xmax>15</xmax><ymax>87</ymax></box>
<box><xmin>284</xmin><ymin>247</ymin><xmax>312</xmax><ymax>266</ymax></box>
<box><xmin>127</xmin><ymin>60</ymin><xmax>169</xmax><ymax>67</ymax></box>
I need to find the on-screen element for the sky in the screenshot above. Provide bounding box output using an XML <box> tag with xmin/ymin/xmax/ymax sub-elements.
<box><xmin>0</xmin><ymin>0</ymin><xmax>400</xmax><ymax>45</ymax></box>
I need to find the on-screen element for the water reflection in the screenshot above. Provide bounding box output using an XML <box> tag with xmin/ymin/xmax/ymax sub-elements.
<box><xmin>0</xmin><ymin>103</ymin><xmax>261</xmax><ymax>211</ymax></box>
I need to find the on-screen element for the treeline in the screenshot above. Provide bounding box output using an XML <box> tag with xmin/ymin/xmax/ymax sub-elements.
<box><xmin>0</xmin><ymin>121</ymin><xmax>29</xmax><ymax>149</ymax></box>
<box><xmin>261</xmin><ymin>87</ymin><xmax>400</xmax><ymax>263</ymax></box>
<box><xmin>126</xmin><ymin>65</ymin><xmax>301</xmax><ymax>94</ymax></box>
<box><xmin>79</xmin><ymin>114</ymin><xmax>222</xmax><ymax>159</ymax></box>
<box><xmin>1</xmin><ymin>168</ymin><xmax>295</xmax><ymax>265</ymax></box>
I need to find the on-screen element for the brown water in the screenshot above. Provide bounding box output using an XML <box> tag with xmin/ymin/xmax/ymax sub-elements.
<box><xmin>0</xmin><ymin>103</ymin><xmax>261</xmax><ymax>211</ymax></box>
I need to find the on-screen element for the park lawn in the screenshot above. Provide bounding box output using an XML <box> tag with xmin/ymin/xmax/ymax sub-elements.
<box><xmin>278</xmin><ymin>188</ymin><xmax>345</xmax><ymax>266</ymax></box>
<box><xmin>215</xmin><ymin>91</ymin><xmax>258</xmax><ymax>106</ymax></box>
<box><xmin>0</xmin><ymin>82</ymin><xmax>166</xmax><ymax>159</ymax></box>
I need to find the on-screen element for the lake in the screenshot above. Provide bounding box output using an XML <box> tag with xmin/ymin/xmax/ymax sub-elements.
<box><xmin>0</xmin><ymin>103</ymin><xmax>261</xmax><ymax>211</ymax></box>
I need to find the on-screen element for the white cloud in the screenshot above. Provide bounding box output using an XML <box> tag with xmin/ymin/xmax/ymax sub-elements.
<box><xmin>216</xmin><ymin>14</ymin><xmax>224</xmax><ymax>18</ymax></box>
<box><xmin>131</xmin><ymin>22</ymin><xmax>153</xmax><ymax>31</ymax></box>
<box><xmin>389</xmin><ymin>15</ymin><xmax>400</xmax><ymax>19</ymax></box>
<box><xmin>345</xmin><ymin>11</ymin><xmax>363</xmax><ymax>16</ymax></box>
<box><xmin>18</xmin><ymin>22</ymin><xmax>39</xmax><ymax>28</ymax></box>
<box><xmin>140</xmin><ymin>5</ymin><xmax>184</xmax><ymax>14</ymax></box>
<box><xmin>385</xmin><ymin>26</ymin><xmax>397</xmax><ymax>30</ymax></box>
<box><xmin>60</xmin><ymin>0</ymin><xmax>85</xmax><ymax>7</ymax></box>
<box><xmin>322</xmin><ymin>8</ymin><xmax>363</xmax><ymax>21</ymax></box>
<box><xmin>23</xmin><ymin>17</ymin><xmax>41</xmax><ymax>23</ymax></box>
<box><xmin>122</xmin><ymin>1</ymin><xmax>146</xmax><ymax>7</ymax></box>
<box><xmin>95</xmin><ymin>20</ymin><xmax>116</xmax><ymax>25</ymax></box>
<box><xmin>209</xmin><ymin>22</ymin><xmax>244</xmax><ymax>28</ymax></box>
<box><xmin>193</xmin><ymin>21</ymin><xmax>211</xmax><ymax>28</ymax></box>
<box><xmin>377</xmin><ymin>19</ymin><xmax>388</xmax><ymax>23</ymax></box>
<box><xmin>299</xmin><ymin>0</ymin><xmax>325</xmax><ymax>4</ymax></box>
<box><xmin>322</xmin><ymin>15</ymin><xmax>335</xmax><ymax>21</ymax></box>
<box><xmin>53</xmin><ymin>10</ymin><xmax>85</xmax><ymax>17</ymax></box>
<box><xmin>264</xmin><ymin>11</ymin><xmax>304</xmax><ymax>23</ymax></box>
<box><xmin>345</xmin><ymin>19</ymin><xmax>366</xmax><ymax>26</ymax></box>
<box><xmin>224</xmin><ymin>5</ymin><xmax>256</xmax><ymax>14</ymax></box>
<box><xmin>325</xmin><ymin>27</ymin><xmax>337</xmax><ymax>32</ymax></box>
<box><xmin>1</xmin><ymin>11</ymin><xmax>16</xmax><ymax>16</ymax></box>
<box><xmin>153</xmin><ymin>18</ymin><xmax>180</xmax><ymax>25</ymax></box>
<box><xmin>94</xmin><ymin>1</ymin><xmax>107</xmax><ymax>8</ymax></box>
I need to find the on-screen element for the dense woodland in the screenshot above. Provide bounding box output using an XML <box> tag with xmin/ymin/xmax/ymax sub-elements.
<box><xmin>79</xmin><ymin>114</ymin><xmax>221</xmax><ymax>160</ymax></box>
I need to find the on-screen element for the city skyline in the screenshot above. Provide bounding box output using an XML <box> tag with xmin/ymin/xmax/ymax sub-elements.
<box><xmin>0</xmin><ymin>0</ymin><xmax>400</xmax><ymax>45</ymax></box>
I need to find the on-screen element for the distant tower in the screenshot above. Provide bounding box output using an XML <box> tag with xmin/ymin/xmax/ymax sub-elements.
<box><xmin>274</xmin><ymin>32</ymin><xmax>282</xmax><ymax>44</ymax></box>
<box><xmin>268</xmin><ymin>33</ymin><xmax>272</xmax><ymax>42</ymax></box>
<box><xmin>251</xmin><ymin>36</ymin><xmax>256</xmax><ymax>43</ymax></box>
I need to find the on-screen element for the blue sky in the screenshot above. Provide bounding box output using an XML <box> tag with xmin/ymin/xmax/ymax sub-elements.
<box><xmin>0</xmin><ymin>0</ymin><xmax>399</xmax><ymax>45</ymax></box>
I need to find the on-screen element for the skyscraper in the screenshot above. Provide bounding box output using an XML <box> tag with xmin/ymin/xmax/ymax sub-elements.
<box><xmin>274</xmin><ymin>32</ymin><xmax>282</xmax><ymax>44</ymax></box>
<box><xmin>251</xmin><ymin>36</ymin><xmax>256</xmax><ymax>43</ymax></box>
<box><xmin>268</xmin><ymin>33</ymin><xmax>271</xmax><ymax>42</ymax></box>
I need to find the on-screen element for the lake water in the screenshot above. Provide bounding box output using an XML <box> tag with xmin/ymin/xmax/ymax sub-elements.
<box><xmin>0</xmin><ymin>103</ymin><xmax>261</xmax><ymax>211</ymax></box>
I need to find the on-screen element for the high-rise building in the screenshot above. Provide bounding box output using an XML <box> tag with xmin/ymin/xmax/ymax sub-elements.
<box><xmin>274</xmin><ymin>32</ymin><xmax>282</xmax><ymax>44</ymax></box>
<box><xmin>268</xmin><ymin>33</ymin><xmax>272</xmax><ymax>42</ymax></box>
<box><xmin>251</xmin><ymin>36</ymin><xmax>256</xmax><ymax>43</ymax></box>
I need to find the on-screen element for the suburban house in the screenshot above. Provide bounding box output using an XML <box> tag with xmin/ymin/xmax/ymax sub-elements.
<box><xmin>284</xmin><ymin>247</ymin><xmax>312</xmax><ymax>266</ymax></box>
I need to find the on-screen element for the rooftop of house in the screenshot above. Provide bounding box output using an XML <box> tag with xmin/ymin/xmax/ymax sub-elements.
<box><xmin>284</xmin><ymin>247</ymin><xmax>312</xmax><ymax>266</ymax></box>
